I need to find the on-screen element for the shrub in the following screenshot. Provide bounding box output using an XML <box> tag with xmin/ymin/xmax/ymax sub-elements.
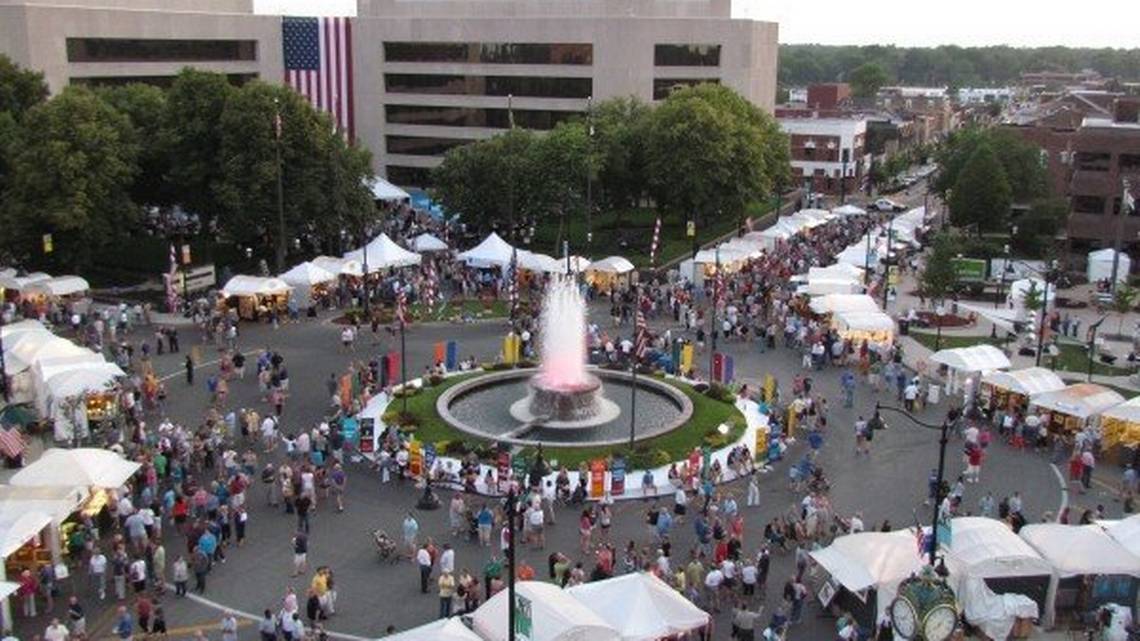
<box><xmin>705</xmin><ymin>382</ymin><xmax>736</xmax><ymax>403</ymax></box>
<box><xmin>381</xmin><ymin>410</ymin><xmax>419</xmax><ymax>429</ymax></box>
<box><xmin>427</xmin><ymin>374</ymin><xmax>444</xmax><ymax>387</ymax></box>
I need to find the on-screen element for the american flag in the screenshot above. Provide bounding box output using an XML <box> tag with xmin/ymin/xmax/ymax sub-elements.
<box><xmin>634</xmin><ymin>300</ymin><xmax>650</xmax><ymax>361</ymax></box>
<box><xmin>395</xmin><ymin>286</ymin><xmax>408</xmax><ymax>326</ymax></box>
<box><xmin>164</xmin><ymin>244</ymin><xmax>180</xmax><ymax>313</ymax></box>
<box><xmin>422</xmin><ymin>261</ymin><xmax>439</xmax><ymax>318</ymax></box>
<box><xmin>713</xmin><ymin>250</ymin><xmax>725</xmax><ymax>309</ymax></box>
<box><xmin>507</xmin><ymin>248</ymin><xmax>519</xmax><ymax>319</ymax></box>
<box><xmin>282</xmin><ymin>16</ymin><xmax>354</xmax><ymax>138</ymax></box>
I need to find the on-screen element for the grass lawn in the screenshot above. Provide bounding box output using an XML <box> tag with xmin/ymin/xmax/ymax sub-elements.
<box><xmin>908</xmin><ymin>331</ymin><xmax>1131</xmax><ymax>378</ymax></box>
<box><xmin>529</xmin><ymin>200</ymin><xmax>779</xmax><ymax>268</ymax></box>
<box><xmin>392</xmin><ymin>371</ymin><xmax>746</xmax><ymax>469</ymax></box>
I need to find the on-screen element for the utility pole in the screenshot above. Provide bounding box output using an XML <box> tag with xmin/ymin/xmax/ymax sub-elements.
<box><xmin>882</xmin><ymin>216</ymin><xmax>894</xmax><ymax>309</ymax></box>
<box><xmin>274</xmin><ymin>98</ymin><xmax>287</xmax><ymax>273</ymax></box>
<box><xmin>506</xmin><ymin>486</ymin><xmax>518</xmax><ymax>641</ymax></box>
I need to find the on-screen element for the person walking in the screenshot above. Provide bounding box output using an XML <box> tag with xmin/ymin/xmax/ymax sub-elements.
<box><xmin>417</xmin><ymin>544</ymin><xmax>433</xmax><ymax>594</ymax></box>
<box><xmin>114</xmin><ymin>605</ymin><xmax>134</xmax><ymax>641</ymax></box>
<box><xmin>221</xmin><ymin>611</ymin><xmax>239</xmax><ymax>641</ymax></box>
<box><xmin>746</xmin><ymin>472</ymin><xmax>761</xmax><ymax>508</ymax></box>
<box><xmin>172</xmin><ymin>555</ymin><xmax>189</xmax><ymax>597</ymax></box>
<box><xmin>292</xmin><ymin>530</ymin><xmax>309</xmax><ymax>577</ymax></box>
<box><xmin>438</xmin><ymin>571</ymin><xmax>456</xmax><ymax>618</ymax></box>
<box><xmin>67</xmin><ymin>596</ymin><xmax>86</xmax><ymax>636</ymax></box>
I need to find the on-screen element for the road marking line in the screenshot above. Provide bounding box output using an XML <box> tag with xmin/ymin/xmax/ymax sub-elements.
<box><xmin>1049</xmin><ymin>463</ymin><xmax>1068</xmax><ymax>521</ymax></box>
<box><xmin>167</xmin><ymin>585</ymin><xmax>371</xmax><ymax>641</ymax></box>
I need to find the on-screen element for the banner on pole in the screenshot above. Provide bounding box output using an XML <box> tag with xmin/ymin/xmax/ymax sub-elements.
<box><xmin>445</xmin><ymin>340</ymin><xmax>458</xmax><ymax>371</ymax></box>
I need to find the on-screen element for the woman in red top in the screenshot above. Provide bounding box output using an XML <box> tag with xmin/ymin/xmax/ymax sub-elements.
<box><xmin>18</xmin><ymin>568</ymin><xmax>38</xmax><ymax>617</ymax></box>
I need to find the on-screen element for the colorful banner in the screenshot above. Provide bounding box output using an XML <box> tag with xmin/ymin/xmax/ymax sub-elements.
<box><xmin>755</xmin><ymin>425</ymin><xmax>769</xmax><ymax>461</ymax></box>
<box><xmin>423</xmin><ymin>443</ymin><xmax>437</xmax><ymax>474</ymax></box>
<box><xmin>433</xmin><ymin>342</ymin><xmax>445</xmax><ymax>365</ymax></box>
<box><xmin>341</xmin><ymin>417</ymin><xmax>359</xmax><ymax>445</ymax></box>
<box><xmin>358</xmin><ymin>417</ymin><xmax>374</xmax><ymax>454</ymax></box>
<box><xmin>445</xmin><ymin>340</ymin><xmax>458</xmax><ymax>371</ymax></box>
<box><xmin>680</xmin><ymin>344</ymin><xmax>694</xmax><ymax>375</ymax></box>
<box><xmin>497</xmin><ymin>450</ymin><xmax>511</xmax><ymax>493</ymax></box>
<box><xmin>712</xmin><ymin>352</ymin><xmax>724</xmax><ymax>383</ymax></box>
<box><xmin>502</xmin><ymin>334</ymin><xmax>521</xmax><ymax>364</ymax></box>
<box><xmin>409</xmin><ymin>440</ymin><xmax>422</xmax><ymax>478</ymax></box>
<box><xmin>723</xmin><ymin>354</ymin><xmax>734</xmax><ymax>385</ymax></box>
<box><xmin>610</xmin><ymin>456</ymin><xmax>626</xmax><ymax>496</ymax></box>
<box><xmin>589</xmin><ymin>459</ymin><xmax>606</xmax><ymax>498</ymax></box>
<box><xmin>386</xmin><ymin>351</ymin><xmax>400</xmax><ymax>385</ymax></box>
<box><xmin>763</xmin><ymin>374</ymin><xmax>776</xmax><ymax>403</ymax></box>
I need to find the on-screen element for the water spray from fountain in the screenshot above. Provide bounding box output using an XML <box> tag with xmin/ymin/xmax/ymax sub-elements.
<box><xmin>535</xmin><ymin>276</ymin><xmax>590</xmax><ymax>390</ymax></box>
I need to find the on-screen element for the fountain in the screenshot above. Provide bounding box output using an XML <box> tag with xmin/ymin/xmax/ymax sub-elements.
<box><xmin>436</xmin><ymin>276</ymin><xmax>693</xmax><ymax>446</ymax></box>
<box><xmin>508</xmin><ymin>277</ymin><xmax>620</xmax><ymax>427</ymax></box>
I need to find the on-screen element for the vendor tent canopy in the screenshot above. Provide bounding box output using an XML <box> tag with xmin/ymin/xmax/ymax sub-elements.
<box><xmin>410</xmin><ymin>233</ymin><xmax>448</xmax><ymax>253</ymax></box>
<box><xmin>1029</xmin><ymin>383</ymin><xmax>1124</xmax><ymax>421</ymax></box>
<box><xmin>809</xmin><ymin>294</ymin><xmax>879</xmax><ymax>316</ymax></box>
<box><xmin>834</xmin><ymin>311</ymin><xmax>895</xmax><ymax>334</ymax></box>
<box><xmin>0</xmin><ymin>510</ymin><xmax>51</xmax><ymax>559</ymax></box>
<box><xmin>810</xmin><ymin>264</ymin><xmax>865</xmax><ymax>282</ymax></box>
<box><xmin>5</xmin><ymin>334</ymin><xmax>89</xmax><ymax>375</ymax></box>
<box><xmin>1102</xmin><ymin>515</ymin><xmax>1140</xmax><ymax>559</ymax></box>
<box><xmin>981</xmin><ymin>367</ymin><xmax>1066</xmax><ymax>398</ymax></box>
<box><xmin>457</xmin><ymin>232</ymin><xmax>515</xmax><ymax>269</ymax></box>
<box><xmin>384</xmin><ymin>617</ymin><xmax>482</xmax><ymax>641</ymax></box>
<box><xmin>1007</xmin><ymin>278</ymin><xmax>1056</xmax><ymax>312</ymax></box>
<box><xmin>23</xmin><ymin>276</ymin><xmax>89</xmax><ymax>297</ymax></box>
<box><xmin>566</xmin><ymin>573</ymin><xmax>711</xmax><ymax>641</ymax></box>
<box><xmin>836</xmin><ymin>243</ymin><xmax>875</xmax><ymax>268</ymax></box>
<box><xmin>1020</xmin><ymin>523</ymin><xmax>1140</xmax><ymax>578</ymax></box>
<box><xmin>518</xmin><ymin>251</ymin><xmax>564</xmax><ymax>274</ymax></box>
<box><xmin>1088</xmin><ymin>248</ymin><xmax>1131</xmax><ymax>284</ymax></box>
<box><xmin>367</xmin><ymin>176</ymin><xmax>410</xmax><ymax>201</ymax></box>
<box><xmin>0</xmin><ymin>273</ymin><xmax>49</xmax><ymax>291</ymax></box>
<box><xmin>930</xmin><ymin>344</ymin><xmax>1011</xmax><ymax>373</ymax></box>
<box><xmin>279</xmin><ymin>262</ymin><xmax>336</xmax><ymax>287</ymax></box>
<box><xmin>45</xmin><ymin>365</ymin><xmax>124</xmax><ymax>401</ymax></box>
<box><xmin>1101</xmin><ymin>397</ymin><xmax>1140</xmax><ymax>448</ymax></box>
<box><xmin>943</xmin><ymin>517</ymin><xmax>1053</xmax><ymax>579</ymax></box>
<box><xmin>311</xmin><ymin>255</ymin><xmax>363</xmax><ymax>277</ymax></box>
<box><xmin>0</xmin><ymin>486</ymin><xmax>87</xmax><ymax>526</ymax></box>
<box><xmin>587</xmin><ymin>256</ymin><xmax>635</xmax><ymax>274</ymax></box>
<box><xmin>801</xmin><ymin>279</ymin><xmax>864</xmax><ymax>296</ymax></box>
<box><xmin>220</xmin><ymin>275</ymin><xmax>291</xmax><ymax>298</ymax></box>
<box><xmin>810</xmin><ymin>531</ymin><xmax>924</xmax><ymax>615</ymax></box>
<box><xmin>832</xmin><ymin>204</ymin><xmax>868</xmax><ymax>217</ymax></box>
<box><xmin>344</xmin><ymin>233</ymin><xmax>422</xmax><ymax>271</ymax></box>
<box><xmin>472</xmin><ymin>581</ymin><xmax>621</xmax><ymax>641</ymax></box>
<box><xmin>10</xmin><ymin>448</ymin><xmax>140</xmax><ymax>489</ymax></box>
<box><xmin>566</xmin><ymin>255</ymin><xmax>591</xmax><ymax>272</ymax></box>
<box><xmin>0</xmin><ymin>320</ymin><xmax>50</xmax><ymax>340</ymax></box>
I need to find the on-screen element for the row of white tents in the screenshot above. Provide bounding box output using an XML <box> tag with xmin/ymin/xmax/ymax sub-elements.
<box><xmin>389</xmin><ymin>573</ymin><xmax>710</xmax><ymax>641</ymax></box>
<box><xmin>813</xmin><ymin>516</ymin><xmax>1140</xmax><ymax>636</ymax></box>
<box><xmin>1</xmin><ymin>320</ymin><xmax>123</xmax><ymax>440</ymax></box>
<box><xmin>0</xmin><ymin>270</ymin><xmax>90</xmax><ymax>299</ymax></box>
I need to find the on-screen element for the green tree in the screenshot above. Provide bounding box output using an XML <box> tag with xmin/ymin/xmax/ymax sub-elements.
<box><xmin>1112</xmin><ymin>284</ymin><xmax>1137</xmax><ymax>335</ymax></box>
<box><xmin>0</xmin><ymin>54</ymin><xmax>48</xmax><ymax>120</ymax></box>
<box><xmin>0</xmin><ymin>86</ymin><xmax>139</xmax><ymax>270</ymax></box>
<box><xmin>921</xmin><ymin>234</ymin><xmax>959</xmax><ymax>304</ymax></box>
<box><xmin>1012</xmin><ymin>198</ymin><xmax>1067</xmax><ymax>257</ymax></box>
<box><xmin>97</xmin><ymin>83</ymin><xmax>172</xmax><ymax>206</ymax></box>
<box><xmin>848</xmin><ymin>62</ymin><xmax>890</xmax><ymax>98</ymax></box>
<box><xmin>165</xmin><ymin>69</ymin><xmax>237</xmax><ymax>228</ymax></box>
<box><xmin>934</xmin><ymin>127</ymin><xmax>1045</xmax><ymax>203</ymax></box>
<box><xmin>948</xmin><ymin>142</ymin><xmax>1012</xmax><ymax>236</ymax></box>
<box><xmin>213</xmin><ymin>81</ymin><xmax>372</xmax><ymax>269</ymax></box>
<box><xmin>591</xmin><ymin>97</ymin><xmax>651</xmax><ymax>212</ymax></box>
<box><xmin>430</xmin><ymin>136</ymin><xmax>515</xmax><ymax>235</ymax></box>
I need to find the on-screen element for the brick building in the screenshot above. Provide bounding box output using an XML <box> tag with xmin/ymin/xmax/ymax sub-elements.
<box><xmin>777</xmin><ymin>115</ymin><xmax>869</xmax><ymax>197</ymax></box>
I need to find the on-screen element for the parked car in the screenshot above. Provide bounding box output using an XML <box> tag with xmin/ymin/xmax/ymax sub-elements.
<box><xmin>871</xmin><ymin>198</ymin><xmax>905</xmax><ymax>212</ymax></box>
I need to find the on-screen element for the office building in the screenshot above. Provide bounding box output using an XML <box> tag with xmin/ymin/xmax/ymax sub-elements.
<box><xmin>0</xmin><ymin>0</ymin><xmax>779</xmax><ymax>186</ymax></box>
<box><xmin>776</xmin><ymin>115</ymin><xmax>869</xmax><ymax>197</ymax></box>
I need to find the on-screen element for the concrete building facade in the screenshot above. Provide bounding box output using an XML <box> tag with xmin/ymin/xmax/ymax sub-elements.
<box><xmin>0</xmin><ymin>0</ymin><xmax>779</xmax><ymax>186</ymax></box>
<box><xmin>776</xmin><ymin>115</ymin><xmax>870</xmax><ymax>197</ymax></box>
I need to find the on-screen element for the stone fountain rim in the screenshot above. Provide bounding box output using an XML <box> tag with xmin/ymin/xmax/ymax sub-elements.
<box><xmin>436</xmin><ymin>367</ymin><xmax>695</xmax><ymax>447</ymax></box>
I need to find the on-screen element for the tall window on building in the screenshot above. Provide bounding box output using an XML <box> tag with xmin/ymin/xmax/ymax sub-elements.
<box><xmin>385</xmin><ymin>105</ymin><xmax>577</xmax><ymax>130</ymax></box>
<box><xmin>653</xmin><ymin>44</ymin><xmax>721</xmax><ymax>67</ymax></box>
<box><xmin>384</xmin><ymin>42</ymin><xmax>592</xmax><ymax>65</ymax></box>
<box><xmin>66</xmin><ymin>38</ymin><xmax>258</xmax><ymax>63</ymax></box>
<box><xmin>384</xmin><ymin>74</ymin><xmax>592</xmax><ymax>99</ymax></box>
<box><xmin>652</xmin><ymin>78</ymin><xmax>718</xmax><ymax>100</ymax></box>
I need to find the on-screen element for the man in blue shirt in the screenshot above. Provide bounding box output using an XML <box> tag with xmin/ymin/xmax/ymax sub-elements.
<box><xmin>114</xmin><ymin>605</ymin><xmax>133</xmax><ymax>641</ymax></box>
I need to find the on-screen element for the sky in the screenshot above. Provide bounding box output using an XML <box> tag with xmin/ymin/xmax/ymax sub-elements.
<box><xmin>736</xmin><ymin>0</ymin><xmax>1140</xmax><ymax>48</ymax></box>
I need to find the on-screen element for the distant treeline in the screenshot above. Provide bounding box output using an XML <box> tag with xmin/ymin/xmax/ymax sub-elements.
<box><xmin>778</xmin><ymin>44</ymin><xmax>1140</xmax><ymax>88</ymax></box>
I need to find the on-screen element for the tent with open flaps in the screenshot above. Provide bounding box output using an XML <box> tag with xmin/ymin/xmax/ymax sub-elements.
<box><xmin>1088</xmin><ymin>248</ymin><xmax>1131</xmax><ymax>285</ymax></box>
<box><xmin>1029</xmin><ymin>383</ymin><xmax>1124</xmax><ymax>425</ymax></box>
<box><xmin>11</xmin><ymin>448</ymin><xmax>140</xmax><ymax>489</ymax></box>
<box><xmin>1101</xmin><ymin>515</ymin><xmax>1140</xmax><ymax>559</ymax></box>
<box><xmin>810</xmin><ymin>530</ymin><xmax>924</xmax><ymax>623</ymax></box>
<box><xmin>457</xmin><ymin>233</ymin><xmax>515</xmax><ymax>269</ymax></box>
<box><xmin>942</xmin><ymin>517</ymin><xmax>1052</xmax><ymax>622</ymax></box>
<box><xmin>809</xmin><ymin>293</ymin><xmax>879</xmax><ymax>316</ymax></box>
<box><xmin>980</xmin><ymin>367</ymin><xmax>1067</xmax><ymax>416</ymax></box>
<box><xmin>1101</xmin><ymin>397</ymin><xmax>1140</xmax><ymax>448</ymax></box>
<box><xmin>22</xmin><ymin>276</ymin><xmax>89</xmax><ymax>298</ymax></box>
<box><xmin>472</xmin><ymin>580</ymin><xmax>621</xmax><ymax>641</ymax></box>
<box><xmin>344</xmin><ymin>233</ymin><xmax>422</xmax><ymax>271</ymax></box>
<box><xmin>586</xmin><ymin>256</ymin><xmax>635</xmax><ymax>274</ymax></box>
<box><xmin>0</xmin><ymin>273</ymin><xmax>49</xmax><ymax>291</ymax></box>
<box><xmin>930</xmin><ymin>344</ymin><xmax>1011</xmax><ymax>373</ymax></box>
<box><xmin>279</xmin><ymin>262</ymin><xmax>337</xmax><ymax>304</ymax></box>
<box><xmin>220</xmin><ymin>276</ymin><xmax>291</xmax><ymax>298</ymax></box>
<box><xmin>311</xmin><ymin>255</ymin><xmax>363</xmax><ymax>278</ymax></box>
<box><xmin>566</xmin><ymin>573</ymin><xmax>711</xmax><ymax>640</ymax></box>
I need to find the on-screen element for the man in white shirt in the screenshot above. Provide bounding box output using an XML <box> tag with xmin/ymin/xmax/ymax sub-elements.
<box><xmin>416</xmin><ymin>546</ymin><xmax>433</xmax><ymax>593</ymax></box>
<box><xmin>527</xmin><ymin>506</ymin><xmax>545</xmax><ymax>548</ymax></box>
<box><xmin>44</xmin><ymin>618</ymin><xmax>69</xmax><ymax>641</ymax></box>
<box><xmin>439</xmin><ymin>544</ymin><xmax>455</xmax><ymax>575</ymax></box>
<box><xmin>89</xmin><ymin>550</ymin><xmax>108</xmax><ymax>600</ymax></box>
<box><xmin>704</xmin><ymin>566</ymin><xmax>725</xmax><ymax>612</ymax></box>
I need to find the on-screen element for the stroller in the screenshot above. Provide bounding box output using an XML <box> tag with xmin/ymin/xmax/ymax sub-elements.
<box><xmin>372</xmin><ymin>529</ymin><xmax>398</xmax><ymax>563</ymax></box>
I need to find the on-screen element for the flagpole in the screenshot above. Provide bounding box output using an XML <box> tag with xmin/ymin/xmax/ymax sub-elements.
<box><xmin>709</xmin><ymin>247</ymin><xmax>720</xmax><ymax>381</ymax></box>
<box><xmin>273</xmin><ymin>97</ymin><xmax>287</xmax><ymax>273</ymax></box>
<box><xmin>630</xmin><ymin>303</ymin><xmax>638</xmax><ymax>449</ymax></box>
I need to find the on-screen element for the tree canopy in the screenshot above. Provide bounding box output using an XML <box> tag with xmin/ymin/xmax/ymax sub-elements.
<box><xmin>934</xmin><ymin>126</ymin><xmax>1046</xmax><ymax>203</ymax></box>
<box><xmin>920</xmin><ymin>233</ymin><xmax>959</xmax><ymax>303</ymax></box>
<box><xmin>948</xmin><ymin>141</ymin><xmax>1013</xmax><ymax>235</ymax></box>
<box><xmin>849</xmin><ymin>62</ymin><xmax>889</xmax><ymax>98</ymax></box>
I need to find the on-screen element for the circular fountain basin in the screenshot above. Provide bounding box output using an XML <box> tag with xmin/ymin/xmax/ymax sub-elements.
<box><xmin>438</xmin><ymin>369</ymin><xmax>694</xmax><ymax>447</ymax></box>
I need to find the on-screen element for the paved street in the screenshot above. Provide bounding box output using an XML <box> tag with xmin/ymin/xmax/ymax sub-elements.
<box><xmin>10</xmin><ymin>300</ymin><xmax>1114</xmax><ymax>641</ymax></box>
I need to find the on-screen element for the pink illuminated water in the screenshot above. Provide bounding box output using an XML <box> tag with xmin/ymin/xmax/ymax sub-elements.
<box><xmin>536</xmin><ymin>276</ymin><xmax>590</xmax><ymax>390</ymax></box>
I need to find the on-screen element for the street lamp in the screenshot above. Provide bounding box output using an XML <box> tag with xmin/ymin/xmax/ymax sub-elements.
<box><xmin>1035</xmin><ymin>261</ymin><xmax>1060</xmax><ymax>367</ymax></box>
<box><xmin>934</xmin><ymin>304</ymin><xmax>946</xmax><ymax>352</ymax></box>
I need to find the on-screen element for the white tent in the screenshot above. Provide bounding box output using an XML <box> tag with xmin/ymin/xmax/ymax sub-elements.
<box><xmin>384</xmin><ymin>617</ymin><xmax>482</xmax><ymax>641</ymax></box>
<box><xmin>801</xmin><ymin>279</ymin><xmax>864</xmax><ymax>296</ymax></box>
<box><xmin>311</xmin><ymin>255</ymin><xmax>363</xmax><ymax>278</ymax></box>
<box><xmin>0</xmin><ymin>320</ymin><xmax>49</xmax><ymax>340</ymax></box>
<box><xmin>45</xmin><ymin>365</ymin><xmax>124</xmax><ymax>440</ymax></box>
<box><xmin>344</xmin><ymin>233</ymin><xmax>422</xmax><ymax>271</ymax></box>
<box><xmin>566</xmin><ymin>256</ymin><xmax>591</xmax><ymax>272</ymax></box>
<box><xmin>945</xmin><ymin>517</ymin><xmax>1053</xmax><ymax>580</ymax></box>
<box><xmin>810</xmin><ymin>531</ymin><xmax>925</xmax><ymax>617</ymax></box>
<box><xmin>472</xmin><ymin>581</ymin><xmax>621</xmax><ymax>641</ymax></box>
<box><xmin>22</xmin><ymin>276</ymin><xmax>89</xmax><ymax>298</ymax></box>
<box><xmin>7</xmin><ymin>335</ymin><xmax>89</xmax><ymax>377</ymax></box>
<box><xmin>1088</xmin><ymin>248</ymin><xmax>1131</xmax><ymax>285</ymax></box>
<box><xmin>719</xmin><ymin>239</ymin><xmax>764</xmax><ymax>259</ymax></box>
<box><xmin>10</xmin><ymin>448</ymin><xmax>140</xmax><ymax>489</ymax></box>
<box><xmin>518</xmin><ymin>251</ymin><xmax>565</xmax><ymax>274</ymax></box>
<box><xmin>368</xmin><ymin>176</ymin><xmax>410</xmax><ymax>201</ymax></box>
<box><xmin>0</xmin><ymin>273</ymin><xmax>49</xmax><ymax>291</ymax></box>
<box><xmin>1020</xmin><ymin>523</ymin><xmax>1140</xmax><ymax>626</ymax></box>
<box><xmin>1102</xmin><ymin>515</ymin><xmax>1140</xmax><ymax>559</ymax></box>
<box><xmin>1029</xmin><ymin>383</ymin><xmax>1124</xmax><ymax>421</ymax></box>
<box><xmin>930</xmin><ymin>344</ymin><xmax>1011</xmax><ymax>373</ymax></box>
<box><xmin>834</xmin><ymin>311</ymin><xmax>895</xmax><ymax>335</ymax></box>
<box><xmin>1007</xmin><ymin>278</ymin><xmax>1056</xmax><ymax>319</ymax></box>
<box><xmin>220</xmin><ymin>275</ymin><xmax>291</xmax><ymax>298</ymax></box>
<box><xmin>566</xmin><ymin>573</ymin><xmax>710</xmax><ymax>640</ymax></box>
<box><xmin>836</xmin><ymin>242</ymin><xmax>875</xmax><ymax>269</ymax></box>
<box><xmin>832</xmin><ymin>204</ymin><xmax>868</xmax><ymax>217</ymax></box>
<box><xmin>0</xmin><ymin>510</ymin><xmax>52</xmax><ymax>559</ymax></box>
<box><xmin>457</xmin><ymin>233</ymin><xmax>515</xmax><ymax>269</ymax></box>
<box><xmin>810</xmin><ymin>264</ymin><xmax>865</xmax><ymax>282</ymax></box>
<box><xmin>586</xmin><ymin>256</ymin><xmax>635</xmax><ymax>274</ymax></box>
<box><xmin>810</xmin><ymin>294</ymin><xmax>880</xmax><ymax>315</ymax></box>
<box><xmin>981</xmin><ymin>367</ymin><xmax>1066</xmax><ymax>398</ymax></box>
<box><xmin>410</xmin><ymin>233</ymin><xmax>449</xmax><ymax>253</ymax></box>
<box><xmin>1101</xmin><ymin>397</ymin><xmax>1140</xmax><ymax>430</ymax></box>
<box><xmin>32</xmin><ymin>353</ymin><xmax>110</xmax><ymax>413</ymax></box>
<box><xmin>279</xmin><ymin>262</ymin><xmax>337</xmax><ymax>304</ymax></box>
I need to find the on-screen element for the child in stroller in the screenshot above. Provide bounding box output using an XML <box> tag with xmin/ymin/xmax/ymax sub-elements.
<box><xmin>372</xmin><ymin>529</ymin><xmax>398</xmax><ymax>563</ymax></box>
